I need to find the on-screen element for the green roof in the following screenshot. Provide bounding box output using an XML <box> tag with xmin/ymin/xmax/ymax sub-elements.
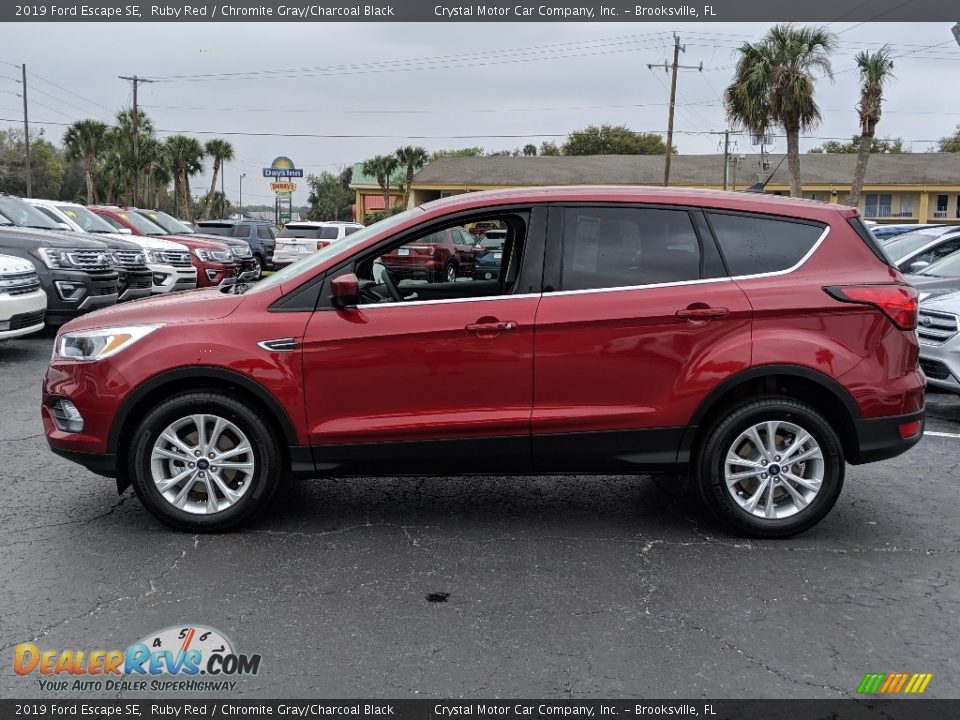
<box><xmin>350</xmin><ymin>162</ymin><xmax>409</xmax><ymax>189</ymax></box>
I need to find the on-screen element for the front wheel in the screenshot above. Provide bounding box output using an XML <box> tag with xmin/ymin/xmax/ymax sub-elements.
<box><xmin>250</xmin><ymin>255</ymin><xmax>263</xmax><ymax>279</ymax></box>
<box><xmin>696</xmin><ymin>396</ymin><xmax>845</xmax><ymax>538</ymax></box>
<box><xmin>128</xmin><ymin>392</ymin><xmax>281</xmax><ymax>531</ymax></box>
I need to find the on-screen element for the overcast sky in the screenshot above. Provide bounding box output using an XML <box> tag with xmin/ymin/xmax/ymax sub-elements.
<box><xmin>2</xmin><ymin>21</ymin><xmax>958</xmax><ymax>206</ymax></box>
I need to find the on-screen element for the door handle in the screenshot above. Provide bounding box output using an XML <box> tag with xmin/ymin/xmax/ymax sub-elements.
<box><xmin>676</xmin><ymin>307</ymin><xmax>729</xmax><ymax>321</ymax></box>
<box><xmin>465</xmin><ymin>320</ymin><xmax>517</xmax><ymax>333</ymax></box>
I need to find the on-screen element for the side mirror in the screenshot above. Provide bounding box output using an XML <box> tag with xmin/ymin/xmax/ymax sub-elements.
<box><xmin>56</xmin><ymin>222</ymin><xmax>72</xmax><ymax>231</ymax></box>
<box><xmin>117</xmin><ymin>228</ymin><xmax>133</xmax><ymax>235</ymax></box>
<box><xmin>909</xmin><ymin>260</ymin><xmax>930</xmax><ymax>272</ymax></box>
<box><xmin>331</xmin><ymin>272</ymin><xmax>360</xmax><ymax>309</ymax></box>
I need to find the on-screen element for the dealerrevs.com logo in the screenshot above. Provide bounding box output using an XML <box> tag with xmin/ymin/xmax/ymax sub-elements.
<box><xmin>14</xmin><ymin>624</ymin><xmax>261</xmax><ymax>693</ymax></box>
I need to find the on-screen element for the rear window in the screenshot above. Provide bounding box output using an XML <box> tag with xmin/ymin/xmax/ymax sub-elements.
<box><xmin>198</xmin><ymin>224</ymin><xmax>233</xmax><ymax>236</ymax></box>
<box><xmin>279</xmin><ymin>226</ymin><xmax>338</xmax><ymax>239</ymax></box>
<box><xmin>706</xmin><ymin>212</ymin><xmax>825</xmax><ymax>276</ymax></box>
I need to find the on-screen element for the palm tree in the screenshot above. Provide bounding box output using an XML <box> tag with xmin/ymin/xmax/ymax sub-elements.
<box><xmin>394</xmin><ymin>146</ymin><xmax>428</xmax><ymax>208</ymax></box>
<box><xmin>63</xmin><ymin>120</ymin><xmax>110</xmax><ymax>204</ymax></box>
<box><xmin>725</xmin><ymin>24</ymin><xmax>836</xmax><ymax>197</ymax></box>
<box><xmin>522</xmin><ymin>144</ymin><xmax>537</xmax><ymax>156</ymax></box>
<box><xmin>204</xmin><ymin>138</ymin><xmax>235</xmax><ymax>214</ymax></box>
<box><xmin>362</xmin><ymin>154</ymin><xmax>399</xmax><ymax>212</ymax></box>
<box><xmin>165</xmin><ymin>135</ymin><xmax>205</xmax><ymax>219</ymax></box>
<box><xmin>847</xmin><ymin>47</ymin><xmax>895</xmax><ymax>208</ymax></box>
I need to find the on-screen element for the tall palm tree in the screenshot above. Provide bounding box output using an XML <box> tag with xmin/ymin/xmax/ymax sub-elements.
<box><xmin>362</xmin><ymin>154</ymin><xmax>399</xmax><ymax>212</ymax></box>
<box><xmin>394</xmin><ymin>146</ymin><xmax>428</xmax><ymax>208</ymax></box>
<box><xmin>138</xmin><ymin>136</ymin><xmax>164</xmax><ymax>207</ymax></box>
<box><xmin>847</xmin><ymin>47</ymin><xmax>895</xmax><ymax>208</ymax></box>
<box><xmin>63</xmin><ymin>120</ymin><xmax>110</xmax><ymax>204</ymax></box>
<box><xmin>725</xmin><ymin>24</ymin><xmax>836</xmax><ymax>197</ymax></box>
<box><xmin>165</xmin><ymin>135</ymin><xmax>205</xmax><ymax>219</ymax></box>
<box><xmin>204</xmin><ymin>138</ymin><xmax>235</xmax><ymax>213</ymax></box>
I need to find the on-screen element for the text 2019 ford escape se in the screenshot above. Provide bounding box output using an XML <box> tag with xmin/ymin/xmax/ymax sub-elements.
<box><xmin>42</xmin><ymin>187</ymin><xmax>925</xmax><ymax>536</ymax></box>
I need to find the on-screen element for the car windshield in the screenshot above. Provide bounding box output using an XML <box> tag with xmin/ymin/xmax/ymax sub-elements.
<box><xmin>279</xmin><ymin>226</ymin><xmax>338</xmax><ymax>239</ymax></box>
<box><xmin>57</xmin><ymin>205</ymin><xmax>117</xmax><ymax>234</ymax></box>
<box><xmin>916</xmin><ymin>250</ymin><xmax>960</xmax><ymax>278</ymax></box>
<box><xmin>0</xmin><ymin>196</ymin><xmax>60</xmax><ymax>229</ymax></box>
<box><xmin>141</xmin><ymin>210</ymin><xmax>196</xmax><ymax>234</ymax></box>
<box><xmin>883</xmin><ymin>228</ymin><xmax>958</xmax><ymax>261</ymax></box>
<box><xmin>111</xmin><ymin>210</ymin><xmax>167</xmax><ymax>236</ymax></box>
<box><xmin>244</xmin><ymin>208</ymin><xmax>423</xmax><ymax>295</ymax></box>
<box><xmin>480</xmin><ymin>236</ymin><xmax>504</xmax><ymax>248</ymax></box>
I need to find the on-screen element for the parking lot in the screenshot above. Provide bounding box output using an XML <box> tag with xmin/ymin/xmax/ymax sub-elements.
<box><xmin>1</xmin><ymin>332</ymin><xmax>958</xmax><ymax>699</ymax></box>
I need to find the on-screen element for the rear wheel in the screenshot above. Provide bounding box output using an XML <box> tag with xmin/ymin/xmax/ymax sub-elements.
<box><xmin>696</xmin><ymin>396</ymin><xmax>844</xmax><ymax>538</ymax></box>
<box><xmin>128</xmin><ymin>392</ymin><xmax>281</xmax><ymax>531</ymax></box>
<box><xmin>444</xmin><ymin>262</ymin><xmax>457</xmax><ymax>283</ymax></box>
<box><xmin>251</xmin><ymin>255</ymin><xmax>263</xmax><ymax>279</ymax></box>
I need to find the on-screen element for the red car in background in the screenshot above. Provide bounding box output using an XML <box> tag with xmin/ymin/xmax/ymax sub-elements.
<box><xmin>380</xmin><ymin>226</ymin><xmax>476</xmax><ymax>283</ymax></box>
<box><xmin>92</xmin><ymin>207</ymin><xmax>238</xmax><ymax>288</ymax></box>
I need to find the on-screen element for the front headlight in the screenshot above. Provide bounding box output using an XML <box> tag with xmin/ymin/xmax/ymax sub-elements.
<box><xmin>194</xmin><ymin>248</ymin><xmax>232</xmax><ymax>262</ymax></box>
<box><xmin>31</xmin><ymin>247</ymin><xmax>71</xmax><ymax>269</ymax></box>
<box><xmin>55</xmin><ymin>325</ymin><xmax>163</xmax><ymax>362</ymax></box>
<box><xmin>145</xmin><ymin>250</ymin><xmax>164</xmax><ymax>264</ymax></box>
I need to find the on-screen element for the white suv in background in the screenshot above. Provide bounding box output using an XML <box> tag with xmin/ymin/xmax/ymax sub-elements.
<box><xmin>273</xmin><ymin>221</ymin><xmax>365</xmax><ymax>266</ymax></box>
<box><xmin>0</xmin><ymin>253</ymin><xmax>46</xmax><ymax>341</ymax></box>
<box><xmin>26</xmin><ymin>199</ymin><xmax>198</xmax><ymax>294</ymax></box>
<box><xmin>918</xmin><ymin>291</ymin><xmax>960</xmax><ymax>395</ymax></box>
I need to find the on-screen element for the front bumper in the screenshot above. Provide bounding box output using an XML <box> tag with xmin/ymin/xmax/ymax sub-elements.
<box><xmin>118</xmin><ymin>269</ymin><xmax>154</xmax><ymax>301</ymax></box>
<box><xmin>42</xmin><ymin>269</ymin><xmax>119</xmax><ymax>325</ymax></box>
<box><xmin>849</xmin><ymin>409</ymin><xmax>925</xmax><ymax>465</ymax></box>
<box><xmin>195</xmin><ymin>262</ymin><xmax>238</xmax><ymax>288</ymax></box>
<box><xmin>0</xmin><ymin>287</ymin><xmax>46</xmax><ymax>340</ymax></box>
<box><xmin>149</xmin><ymin>262</ymin><xmax>197</xmax><ymax>294</ymax></box>
<box><xmin>919</xmin><ymin>339</ymin><xmax>960</xmax><ymax>395</ymax></box>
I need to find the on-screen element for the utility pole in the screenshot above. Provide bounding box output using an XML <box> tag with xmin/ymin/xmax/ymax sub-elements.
<box><xmin>722</xmin><ymin>130</ymin><xmax>730</xmax><ymax>191</ymax></box>
<box><xmin>648</xmin><ymin>35</ymin><xmax>702</xmax><ymax>187</ymax></box>
<box><xmin>21</xmin><ymin>64</ymin><xmax>31</xmax><ymax>197</ymax></box>
<box><xmin>118</xmin><ymin>75</ymin><xmax>153</xmax><ymax>206</ymax></box>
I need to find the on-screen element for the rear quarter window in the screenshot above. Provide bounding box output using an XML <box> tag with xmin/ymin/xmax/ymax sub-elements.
<box><xmin>705</xmin><ymin>212</ymin><xmax>825</xmax><ymax>276</ymax></box>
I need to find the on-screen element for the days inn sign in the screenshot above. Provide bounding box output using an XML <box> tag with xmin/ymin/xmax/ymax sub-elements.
<box><xmin>262</xmin><ymin>156</ymin><xmax>304</xmax><ymax>179</ymax></box>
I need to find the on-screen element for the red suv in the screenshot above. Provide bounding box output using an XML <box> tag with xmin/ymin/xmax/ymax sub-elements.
<box><xmin>380</xmin><ymin>226</ymin><xmax>476</xmax><ymax>283</ymax></box>
<box><xmin>91</xmin><ymin>207</ymin><xmax>238</xmax><ymax>288</ymax></box>
<box><xmin>43</xmin><ymin>187</ymin><xmax>924</xmax><ymax>536</ymax></box>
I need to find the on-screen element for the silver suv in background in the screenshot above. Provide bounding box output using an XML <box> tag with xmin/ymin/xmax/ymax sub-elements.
<box><xmin>918</xmin><ymin>291</ymin><xmax>960</xmax><ymax>395</ymax></box>
<box><xmin>273</xmin><ymin>221</ymin><xmax>364</xmax><ymax>266</ymax></box>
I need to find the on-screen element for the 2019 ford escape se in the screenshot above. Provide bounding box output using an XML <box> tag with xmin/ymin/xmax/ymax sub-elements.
<box><xmin>43</xmin><ymin>187</ymin><xmax>925</xmax><ymax>537</ymax></box>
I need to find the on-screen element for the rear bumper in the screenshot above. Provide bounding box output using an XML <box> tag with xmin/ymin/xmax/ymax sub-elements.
<box><xmin>849</xmin><ymin>409</ymin><xmax>925</xmax><ymax>465</ymax></box>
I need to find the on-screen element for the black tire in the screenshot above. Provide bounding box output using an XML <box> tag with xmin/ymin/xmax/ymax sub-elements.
<box><xmin>695</xmin><ymin>396</ymin><xmax>845</xmax><ymax>538</ymax></box>
<box><xmin>444</xmin><ymin>262</ymin><xmax>457</xmax><ymax>283</ymax></box>
<box><xmin>128</xmin><ymin>391</ymin><xmax>281</xmax><ymax>532</ymax></box>
<box><xmin>251</xmin><ymin>255</ymin><xmax>263</xmax><ymax>279</ymax></box>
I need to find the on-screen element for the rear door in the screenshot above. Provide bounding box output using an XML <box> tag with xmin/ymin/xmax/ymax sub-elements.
<box><xmin>532</xmin><ymin>204</ymin><xmax>752</xmax><ymax>472</ymax></box>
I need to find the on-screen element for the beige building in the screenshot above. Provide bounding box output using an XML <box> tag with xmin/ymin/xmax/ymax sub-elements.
<box><xmin>408</xmin><ymin>153</ymin><xmax>960</xmax><ymax>225</ymax></box>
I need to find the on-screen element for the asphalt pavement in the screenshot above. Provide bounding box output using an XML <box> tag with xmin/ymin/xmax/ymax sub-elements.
<box><xmin>1</xmin><ymin>334</ymin><xmax>958</xmax><ymax>699</ymax></box>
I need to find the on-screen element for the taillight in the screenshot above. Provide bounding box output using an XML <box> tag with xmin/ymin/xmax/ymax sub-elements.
<box><xmin>316</xmin><ymin>240</ymin><xmax>331</xmax><ymax>250</ymax></box>
<box><xmin>824</xmin><ymin>285</ymin><xmax>919</xmax><ymax>330</ymax></box>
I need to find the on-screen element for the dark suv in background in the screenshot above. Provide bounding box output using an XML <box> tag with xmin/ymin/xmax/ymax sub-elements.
<box><xmin>196</xmin><ymin>219</ymin><xmax>276</xmax><ymax>275</ymax></box>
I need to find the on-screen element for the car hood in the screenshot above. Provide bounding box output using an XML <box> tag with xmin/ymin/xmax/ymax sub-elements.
<box><xmin>0</xmin><ymin>226</ymin><xmax>110</xmax><ymax>249</ymax></box>
<box><xmin>905</xmin><ymin>273</ymin><xmax>960</xmax><ymax>301</ymax></box>
<box><xmin>0</xmin><ymin>253</ymin><xmax>35</xmax><ymax>274</ymax></box>
<box><xmin>61</xmin><ymin>287</ymin><xmax>245</xmax><ymax>332</ymax></box>
<box><xmin>919</xmin><ymin>289</ymin><xmax>960</xmax><ymax>313</ymax></box>
<box><xmin>90</xmin><ymin>232</ymin><xmax>188</xmax><ymax>251</ymax></box>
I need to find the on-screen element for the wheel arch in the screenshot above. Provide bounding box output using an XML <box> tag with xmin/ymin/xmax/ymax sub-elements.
<box><xmin>679</xmin><ymin>364</ymin><xmax>862</xmax><ymax>465</ymax></box>
<box><xmin>109</xmin><ymin>367</ymin><xmax>300</xmax><ymax>485</ymax></box>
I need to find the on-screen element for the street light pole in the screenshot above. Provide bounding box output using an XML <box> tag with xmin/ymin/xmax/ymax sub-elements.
<box><xmin>239</xmin><ymin>173</ymin><xmax>245</xmax><ymax>219</ymax></box>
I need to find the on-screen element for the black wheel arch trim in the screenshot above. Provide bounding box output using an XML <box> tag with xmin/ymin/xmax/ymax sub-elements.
<box><xmin>677</xmin><ymin>363</ymin><xmax>863</xmax><ymax>464</ymax></box>
<box><xmin>106</xmin><ymin>366</ymin><xmax>300</xmax><ymax>456</ymax></box>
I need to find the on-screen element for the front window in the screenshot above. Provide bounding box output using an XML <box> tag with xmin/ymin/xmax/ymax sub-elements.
<box><xmin>140</xmin><ymin>210</ymin><xmax>196</xmax><ymax>235</ymax></box>
<box><xmin>0</xmin><ymin>196</ymin><xmax>59</xmax><ymax>229</ymax></box>
<box><xmin>57</xmin><ymin>205</ymin><xmax>117</xmax><ymax>234</ymax></box>
<box><xmin>917</xmin><ymin>251</ymin><xmax>960</xmax><ymax>278</ymax></box>
<box><xmin>111</xmin><ymin>210</ymin><xmax>167</xmax><ymax>236</ymax></box>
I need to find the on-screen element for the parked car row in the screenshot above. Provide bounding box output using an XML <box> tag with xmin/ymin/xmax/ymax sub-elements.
<box><xmin>0</xmin><ymin>193</ymin><xmax>279</xmax><ymax>334</ymax></box>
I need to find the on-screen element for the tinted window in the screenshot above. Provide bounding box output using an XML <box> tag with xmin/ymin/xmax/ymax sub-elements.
<box><xmin>257</xmin><ymin>225</ymin><xmax>274</xmax><ymax>240</ymax></box>
<box><xmin>707</xmin><ymin>213</ymin><xmax>824</xmax><ymax>276</ymax></box>
<box><xmin>561</xmin><ymin>207</ymin><xmax>701</xmax><ymax>291</ymax></box>
<box><xmin>344</xmin><ymin>226</ymin><xmax>361</xmax><ymax>236</ymax></box>
<box><xmin>234</xmin><ymin>224</ymin><xmax>251</xmax><ymax>238</ymax></box>
<box><xmin>197</xmin><ymin>224</ymin><xmax>232</xmax><ymax>236</ymax></box>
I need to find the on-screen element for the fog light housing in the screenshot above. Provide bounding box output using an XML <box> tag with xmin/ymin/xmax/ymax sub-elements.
<box><xmin>51</xmin><ymin>398</ymin><xmax>84</xmax><ymax>433</ymax></box>
<box><xmin>55</xmin><ymin>281</ymin><xmax>86</xmax><ymax>302</ymax></box>
<box><xmin>205</xmin><ymin>269</ymin><xmax>219</xmax><ymax>281</ymax></box>
<box><xmin>153</xmin><ymin>272</ymin><xmax>168</xmax><ymax>285</ymax></box>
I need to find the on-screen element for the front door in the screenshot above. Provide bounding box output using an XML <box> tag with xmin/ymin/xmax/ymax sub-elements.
<box><xmin>301</xmin><ymin>210</ymin><xmax>541</xmax><ymax>474</ymax></box>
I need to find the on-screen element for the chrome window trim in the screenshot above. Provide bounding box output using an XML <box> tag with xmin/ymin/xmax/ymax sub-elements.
<box><xmin>348</xmin><ymin>223</ymin><xmax>830</xmax><ymax>309</ymax></box>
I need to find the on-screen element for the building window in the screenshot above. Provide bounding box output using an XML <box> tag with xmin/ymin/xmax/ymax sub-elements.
<box><xmin>864</xmin><ymin>194</ymin><xmax>892</xmax><ymax>218</ymax></box>
<box><xmin>934</xmin><ymin>194</ymin><xmax>949</xmax><ymax>219</ymax></box>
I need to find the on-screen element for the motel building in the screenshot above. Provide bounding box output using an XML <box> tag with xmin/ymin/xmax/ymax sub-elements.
<box><xmin>383</xmin><ymin>153</ymin><xmax>960</xmax><ymax>225</ymax></box>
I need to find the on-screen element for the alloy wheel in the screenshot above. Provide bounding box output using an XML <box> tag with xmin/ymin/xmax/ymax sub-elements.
<box><xmin>150</xmin><ymin>414</ymin><xmax>255</xmax><ymax>515</ymax></box>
